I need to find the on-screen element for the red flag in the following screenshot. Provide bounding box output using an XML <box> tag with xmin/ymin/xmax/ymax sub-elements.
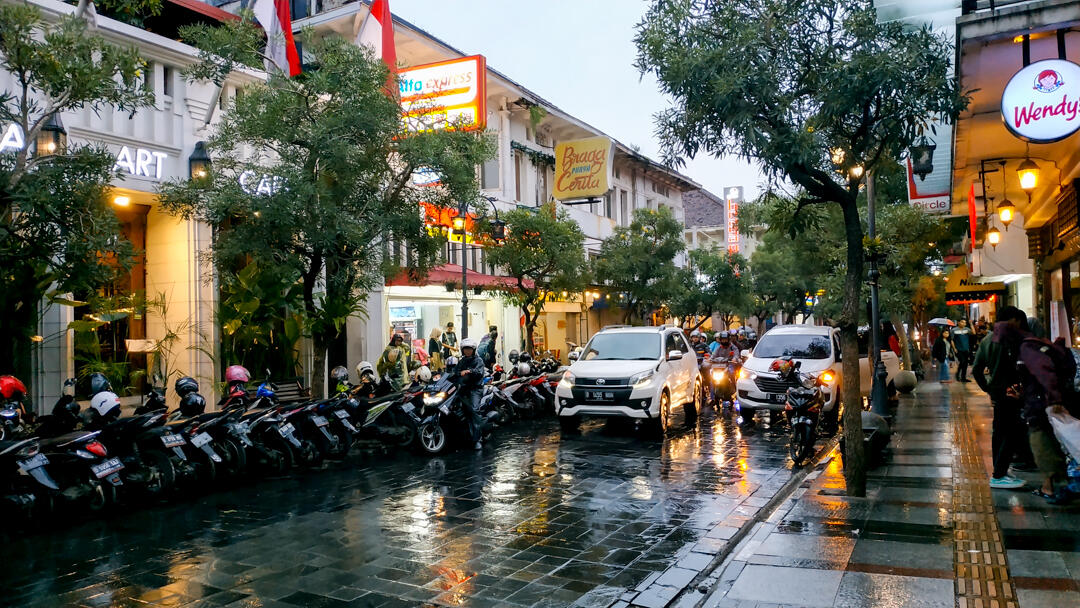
<box><xmin>968</xmin><ymin>182</ymin><xmax>976</xmax><ymax>253</ymax></box>
<box><xmin>252</xmin><ymin>0</ymin><xmax>302</xmax><ymax>76</ymax></box>
<box><xmin>356</xmin><ymin>0</ymin><xmax>397</xmax><ymax>73</ymax></box>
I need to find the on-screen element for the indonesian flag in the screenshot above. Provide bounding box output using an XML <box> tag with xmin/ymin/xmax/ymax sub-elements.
<box><xmin>356</xmin><ymin>0</ymin><xmax>397</xmax><ymax>72</ymax></box>
<box><xmin>252</xmin><ymin>0</ymin><xmax>302</xmax><ymax>77</ymax></box>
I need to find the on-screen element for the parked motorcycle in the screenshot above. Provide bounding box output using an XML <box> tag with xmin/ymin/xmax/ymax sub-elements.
<box><xmin>414</xmin><ymin>375</ymin><xmax>500</xmax><ymax>454</ymax></box>
<box><xmin>1</xmin><ymin>437</ymin><xmax>60</xmax><ymax>518</ymax></box>
<box><xmin>774</xmin><ymin>358</ymin><xmax>833</xmax><ymax>466</ymax></box>
<box><xmin>171</xmin><ymin>377</ymin><xmax>250</xmax><ymax>477</ymax></box>
<box><xmin>37</xmin><ymin>429</ymin><xmax>123</xmax><ymax>512</ymax></box>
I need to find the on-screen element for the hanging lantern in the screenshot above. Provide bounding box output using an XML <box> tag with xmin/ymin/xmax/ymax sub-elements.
<box><xmin>188</xmin><ymin>141</ymin><xmax>211</xmax><ymax>181</ymax></box>
<box><xmin>36</xmin><ymin>113</ymin><xmax>66</xmax><ymax>157</ymax></box>
<box><xmin>909</xmin><ymin>137</ymin><xmax>936</xmax><ymax>181</ymax></box>
<box><xmin>987</xmin><ymin>226</ymin><xmax>1001</xmax><ymax>249</ymax></box>
<box><xmin>452</xmin><ymin>215</ymin><xmax>466</xmax><ymax>231</ymax></box>
<box><xmin>998</xmin><ymin>199</ymin><xmax>1015</xmax><ymax>228</ymax></box>
<box><xmin>491</xmin><ymin>218</ymin><xmax>506</xmax><ymax>242</ymax></box>
<box><xmin>1017</xmin><ymin>158</ymin><xmax>1040</xmax><ymax>192</ymax></box>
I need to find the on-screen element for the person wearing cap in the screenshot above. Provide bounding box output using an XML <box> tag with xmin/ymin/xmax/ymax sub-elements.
<box><xmin>450</xmin><ymin>337</ymin><xmax>487</xmax><ymax>449</ymax></box>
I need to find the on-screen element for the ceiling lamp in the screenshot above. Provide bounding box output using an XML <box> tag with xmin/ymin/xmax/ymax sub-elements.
<box><xmin>1017</xmin><ymin>158</ymin><xmax>1040</xmax><ymax>193</ymax></box>
<box><xmin>987</xmin><ymin>226</ymin><xmax>1001</xmax><ymax>249</ymax></box>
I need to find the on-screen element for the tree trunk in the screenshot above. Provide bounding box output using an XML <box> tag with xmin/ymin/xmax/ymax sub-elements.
<box><xmin>523</xmin><ymin>303</ymin><xmax>536</xmax><ymax>355</ymax></box>
<box><xmin>838</xmin><ymin>200</ymin><xmax>867</xmax><ymax>497</ymax></box>
<box><xmin>311</xmin><ymin>334</ymin><xmax>328</xmax><ymax>399</ymax></box>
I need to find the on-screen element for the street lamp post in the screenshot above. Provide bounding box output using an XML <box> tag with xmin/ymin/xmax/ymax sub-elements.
<box><xmin>451</xmin><ymin>197</ymin><xmax>505</xmax><ymax>340</ymax></box>
<box><xmin>866</xmin><ymin>171</ymin><xmax>889</xmax><ymax>416</ymax></box>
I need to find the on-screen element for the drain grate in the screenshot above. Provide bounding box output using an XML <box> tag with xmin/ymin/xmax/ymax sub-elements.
<box><xmin>951</xmin><ymin>397</ymin><xmax>1018</xmax><ymax>608</ymax></box>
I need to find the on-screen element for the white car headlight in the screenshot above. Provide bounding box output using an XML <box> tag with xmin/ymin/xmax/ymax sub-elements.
<box><xmin>559</xmin><ymin>371</ymin><xmax>576</xmax><ymax>389</ymax></box>
<box><xmin>423</xmin><ymin>391</ymin><xmax>447</xmax><ymax>406</ymax></box>
<box><xmin>738</xmin><ymin>368</ymin><xmax>757</xmax><ymax>381</ymax></box>
<box><xmin>629</xmin><ymin>370</ymin><xmax>655</xmax><ymax>388</ymax></box>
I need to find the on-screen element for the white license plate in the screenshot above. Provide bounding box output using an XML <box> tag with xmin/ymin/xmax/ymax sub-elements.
<box><xmin>161</xmin><ymin>433</ymin><xmax>186</xmax><ymax>448</ymax></box>
<box><xmin>278</xmin><ymin>422</ymin><xmax>295</xmax><ymax>436</ymax></box>
<box><xmin>334</xmin><ymin>409</ymin><xmax>350</xmax><ymax>420</ymax></box>
<box><xmin>91</xmin><ymin>458</ymin><xmax>123</xmax><ymax>478</ymax></box>
<box><xmin>311</xmin><ymin>415</ymin><xmax>329</xmax><ymax>427</ymax></box>
<box><xmin>401</xmin><ymin>403</ymin><xmax>415</xmax><ymax>414</ymax></box>
<box><xmin>191</xmin><ymin>432</ymin><xmax>213</xmax><ymax>448</ymax></box>
<box><xmin>18</xmin><ymin>453</ymin><xmax>48</xmax><ymax>471</ymax></box>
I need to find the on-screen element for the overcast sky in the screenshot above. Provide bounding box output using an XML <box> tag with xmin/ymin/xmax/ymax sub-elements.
<box><xmin>389</xmin><ymin>0</ymin><xmax>766</xmax><ymax>200</ymax></box>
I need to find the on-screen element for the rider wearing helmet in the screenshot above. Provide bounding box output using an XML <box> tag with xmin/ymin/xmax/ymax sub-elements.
<box><xmin>710</xmin><ymin>331</ymin><xmax>739</xmax><ymax>362</ymax></box>
<box><xmin>689</xmin><ymin>330</ymin><xmax>709</xmax><ymax>365</ymax></box>
<box><xmin>377</xmin><ymin>334</ymin><xmax>412</xmax><ymax>392</ymax></box>
<box><xmin>330</xmin><ymin>366</ymin><xmax>350</xmax><ymax>394</ymax></box>
<box><xmin>450</xmin><ymin>337</ymin><xmax>486</xmax><ymax>450</ymax></box>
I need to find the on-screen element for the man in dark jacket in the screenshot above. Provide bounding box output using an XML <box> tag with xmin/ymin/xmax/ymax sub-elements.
<box><xmin>451</xmin><ymin>337</ymin><xmax>487</xmax><ymax>449</ymax></box>
<box><xmin>477</xmin><ymin>326</ymin><xmax>498</xmax><ymax>370</ymax></box>
<box><xmin>972</xmin><ymin>306</ymin><xmax>1035</xmax><ymax>489</ymax></box>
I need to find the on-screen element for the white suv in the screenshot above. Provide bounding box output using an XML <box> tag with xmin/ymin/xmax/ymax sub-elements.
<box><xmin>555</xmin><ymin>325</ymin><xmax>705</xmax><ymax>433</ymax></box>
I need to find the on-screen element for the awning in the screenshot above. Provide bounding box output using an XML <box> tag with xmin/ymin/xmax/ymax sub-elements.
<box><xmin>386</xmin><ymin>264</ymin><xmax>532</xmax><ymax>290</ymax></box>
<box><xmin>944</xmin><ymin>265</ymin><xmax>1005</xmax><ymax>305</ymax></box>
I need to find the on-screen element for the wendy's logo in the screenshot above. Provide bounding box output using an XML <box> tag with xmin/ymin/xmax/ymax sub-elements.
<box><xmin>1035</xmin><ymin>69</ymin><xmax>1064</xmax><ymax>93</ymax></box>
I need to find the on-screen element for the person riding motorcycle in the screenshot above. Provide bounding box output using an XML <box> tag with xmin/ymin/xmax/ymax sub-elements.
<box><xmin>449</xmin><ymin>338</ymin><xmax>486</xmax><ymax>450</ymax></box>
<box><xmin>690</xmin><ymin>330</ymin><xmax>710</xmax><ymax>366</ymax></box>
<box><xmin>354</xmin><ymin>361</ymin><xmax>391</xmax><ymax>399</ymax></box>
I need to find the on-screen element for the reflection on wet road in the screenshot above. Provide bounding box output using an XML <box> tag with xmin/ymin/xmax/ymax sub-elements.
<box><xmin>6</xmin><ymin>409</ymin><xmax>800</xmax><ymax>608</ymax></box>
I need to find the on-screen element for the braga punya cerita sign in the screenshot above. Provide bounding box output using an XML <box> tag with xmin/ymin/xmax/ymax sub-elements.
<box><xmin>1001</xmin><ymin>58</ymin><xmax>1080</xmax><ymax>143</ymax></box>
<box><xmin>1</xmin><ymin>123</ymin><xmax>169</xmax><ymax>179</ymax></box>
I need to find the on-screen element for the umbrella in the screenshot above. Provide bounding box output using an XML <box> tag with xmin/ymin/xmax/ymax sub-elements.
<box><xmin>928</xmin><ymin>318</ymin><xmax>956</xmax><ymax>326</ymax></box>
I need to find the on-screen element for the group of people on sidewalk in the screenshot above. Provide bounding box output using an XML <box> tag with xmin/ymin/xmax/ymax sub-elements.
<box><xmin>930</xmin><ymin>318</ymin><xmax>982</xmax><ymax>382</ymax></box>
<box><xmin>967</xmin><ymin>305</ymin><xmax>1080</xmax><ymax>504</ymax></box>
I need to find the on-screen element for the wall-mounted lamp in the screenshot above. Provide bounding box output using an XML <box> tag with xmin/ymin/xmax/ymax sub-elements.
<box><xmin>188</xmin><ymin>141</ymin><xmax>211</xmax><ymax>181</ymax></box>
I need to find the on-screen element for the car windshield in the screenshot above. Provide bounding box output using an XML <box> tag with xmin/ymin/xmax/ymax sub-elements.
<box><xmin>582</xmin><ymin>333</ymin><xmax>661</xmax><ymax>361</ymax></box>
<box><xmin>754</xmin><ymin>334</ymin><xmax>831</xmax><ymax>360</ymax></box>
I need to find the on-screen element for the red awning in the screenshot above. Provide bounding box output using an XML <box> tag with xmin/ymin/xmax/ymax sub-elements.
<box><xmin>165</xmin><ymin>0</ymin><xmax>239</xmax><ymax>22</ymax></box>
<box><xmin>387</xmin><ymin>264</ymin><xmax>533</xmax><ymax>289</ymax></box>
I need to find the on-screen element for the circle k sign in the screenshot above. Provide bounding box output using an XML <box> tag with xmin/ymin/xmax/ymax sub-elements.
<box><xmin>1001</xmin><ymin>59</ymin><xmax>1080</xmax><ymax>143</ymax></box>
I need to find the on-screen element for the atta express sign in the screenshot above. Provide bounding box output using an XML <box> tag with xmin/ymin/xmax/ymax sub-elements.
<box><xmin>399</xmin><ymin>55</ymin><xmax>486</xmax><ymax>133</ymax></box>
<box><xmin>1001</xmin><ymin>59</ymin><xmax>1080</xmax><ymax>143</ymax></box>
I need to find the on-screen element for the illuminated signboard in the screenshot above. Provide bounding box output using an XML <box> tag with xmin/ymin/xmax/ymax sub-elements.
<box><xmin>1001</xmin><ymin>59</ymin><xmax>1080</xmax><ymax>143</ymax></box>
<box><xmin>1</xmin><ymin>123</ymin><xmax>169</xmax><ymax>179</ymax></box>
<box><xmin>553</xmin><ymin>136</ymin><xmax>613</xmax><ymax>201</ymax></box>
<box><xmin>725</xmin><ymin>186</ymin><xmax>743</xmax><ymax>254</ymax></box>
<box><xmin>399</xmin><ymin>55</ymin><xmax>487</xmax><ymax>132</ymax></box>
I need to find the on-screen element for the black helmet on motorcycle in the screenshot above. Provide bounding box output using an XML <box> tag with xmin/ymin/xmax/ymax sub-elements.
<box><xmin>508</xmin><ymin>349</ymin><xmax>520</xmax><ymax>364</ymax></box>
<box><xmin>88</xmin><ymin>372</ymin><xmax>112</xmax><ymax>397</ymax></box>
<box><xmin>179</xmin><ymin>392</ymin><xmax>207</xmax><ymax>417</ymax></box>
<box><xmin>718</xmin><ymin>331</ymin><xmax>730</xmax><ymax>341</ymax></box>
<box><xmin>519</xmin><ymin>351</ymin><xmax>532</xmax><ymax>363</ymax></box>
<box><xmin>330</xmin><ymin>366</ymin><xmax>349</xmax><ymax>383</ymax></box>
<box><xmin>174</xmin><ymin>376</ymin><xmax>200</xmax><ymax>398</ymax></box>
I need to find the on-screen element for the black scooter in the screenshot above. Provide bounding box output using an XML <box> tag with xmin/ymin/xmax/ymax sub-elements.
<box><xmin>776</xmin><ymin>358</ymin><xmax>831</xmax><ymax>466</ymax></box>
<box><xmin>1</xmin><ymin>437</ymin><xmax>60</xmax><ymax>519</ymax></box>
<box><xmin>415</xmin><ymin>375</ymin><xmax>500</xmax><ymax>454</ymax></box>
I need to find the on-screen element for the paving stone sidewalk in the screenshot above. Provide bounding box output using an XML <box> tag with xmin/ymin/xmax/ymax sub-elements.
<box><xmin>691</xmin><ymin>382</ymin><xmax>1080</xmax><ymax>608</ymax></box>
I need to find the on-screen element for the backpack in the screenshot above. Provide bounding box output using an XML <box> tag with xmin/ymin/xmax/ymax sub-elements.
<box><xmin>1023</xmin><ymin>337</ymin><xmax>1080</xmax><ymax>398</ymax></box>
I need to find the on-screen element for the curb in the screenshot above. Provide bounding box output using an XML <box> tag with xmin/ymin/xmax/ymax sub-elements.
<box><xmin>613</xmin><ymin>435</ymin><xmax>840</xmax><ymax>608</ymax></box>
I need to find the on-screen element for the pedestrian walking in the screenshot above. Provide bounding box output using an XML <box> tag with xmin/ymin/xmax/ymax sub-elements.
<box><xmin>953</xmin><ymin>319</ymin><xmax>973</xmax><ymax>382</ymax></box>
<box><xmin>932</xmin><ymin>330</ymin><xmax>955</xmax><ymax>383</ymax></box>
<box><xmin>441</xmin><ymin>322</ymin><xmax>458</xmax><ymax>359</ymax></box>
<box><xmin>972</xmin><ymin>306</ymin><xmax>1036</xmax><ymax>490</ymax></box>
<box><xmin>428</xmin><ymin>328</ymin><xmax>444</xmax><ymax>372</ymax></box>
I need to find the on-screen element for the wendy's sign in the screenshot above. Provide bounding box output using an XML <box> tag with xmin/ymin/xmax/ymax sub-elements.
<box><xmin>1001</xmin><ymin>59</ymin><xmax>1080</xmax><ymax>143</ymax></box>
<box><xmin>553</xmin><ymin>137</ymin><xmax>614</xmax><ymax>200</ymax></box>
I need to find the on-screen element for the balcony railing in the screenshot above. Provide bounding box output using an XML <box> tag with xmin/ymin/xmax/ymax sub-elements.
<box><xmin>961</xmin><ymin>0</ymin><xmax>1048</xmax><ymax>15</ymax></box>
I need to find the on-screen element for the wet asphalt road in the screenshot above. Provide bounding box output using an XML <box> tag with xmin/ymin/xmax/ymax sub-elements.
<box><xmin>5</xmin><ymin>407</ymin><xmax>801</xmax><ymax>608</ymax></box>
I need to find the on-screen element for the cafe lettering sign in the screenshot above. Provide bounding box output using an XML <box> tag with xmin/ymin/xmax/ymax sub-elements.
<box><xmin>1001</xmin><ymin>59</ymin><xmax>1080</xmax><ymax>143</ymax></box>
<box><xmin>553</xmin><ymin>137</ymin><xmax>614</xmax><ymax>201</ymax></box>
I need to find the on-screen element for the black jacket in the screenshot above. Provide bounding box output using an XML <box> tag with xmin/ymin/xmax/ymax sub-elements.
<box><xmin>451</xmin><ymin>354</ymin><xmax>486</xmax><ymax>389</ymax></box>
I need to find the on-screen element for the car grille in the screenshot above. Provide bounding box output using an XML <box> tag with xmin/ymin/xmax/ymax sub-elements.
<box><xmin>754</xmin><ymin>375</ymin><xmax>800</xmax><ymax>394</ymax></box>
<box><xmin>575</xmin><ymin>377</ymin><xmax>629</xmax><ymax>387</ymax></box>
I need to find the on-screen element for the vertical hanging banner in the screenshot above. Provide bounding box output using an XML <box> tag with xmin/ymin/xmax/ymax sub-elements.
<box><xmin>725</xmin><ymin>186</ymin><xmax>743</xmax><ymax>254</ymax></box>
<box><xmin>398</xmin><ymin>55</ymin><xmax>486</xmax><ymax>132</ymax></box>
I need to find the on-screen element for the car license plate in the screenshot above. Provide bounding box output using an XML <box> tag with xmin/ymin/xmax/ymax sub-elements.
<box><xmin>311</xmin><ymin>415</ymin><xmax>329</xmax><ymax>427</ymax></box>
<box><xmin>191</xmin><ymin>432</ymin><xmax>213</xmax><ymax>448</ymax></box>
<box><xmin>278</xmin><ymin>422</ymin><xmax>295</xmax><ymax>436</ymax></box>
<box><xmin>586</xmin><ymin>391</ymin><xmax>615</xmax><ymax>401</ymax></box>
<box><xmin>17</xmin><ymin>453</ymin><xmax>48</xmax><ymax>472</ymax></box>
<box><xmin>161</xmin><ymin>433</ymin><xmax>186</xmax><ymax>448</ymax></box>
<box><xmin>91</xmin><ymin>458</ymin><xmax>123</xmax><ymax>479</ymax></box>
<box><xmin>766</xmin><ymin>393</ymin><xmax>787</xmax><ymax>404</ymax></box>
<box><xmin>334</xmin><ymin>409</ymin><xmax>350</xmax><ymax>420</ymax></box>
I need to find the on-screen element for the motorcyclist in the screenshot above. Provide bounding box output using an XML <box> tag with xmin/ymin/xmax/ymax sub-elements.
<box><xmin>710</xmin><ymin>331</ymin><xmax>739</xmax><ymax>363</ymax></box>
<box><xmin>449</xmin><ymin>337</ymin><xmax>486</xmax><ymax>450</ymax></box>
<box><xmin>354</xmin><ymin>361</ymin><xmax>392</xmax><ymax>399</ymax></box>
<box><xmin>690</xmin><ymin>330</ymin><xmax>710</xmax><ymax>366</ymax></box>
<box><xmin>735</xmin><ymin>328</ymin><xmax>748</xmax><ymax>351</ymax></box>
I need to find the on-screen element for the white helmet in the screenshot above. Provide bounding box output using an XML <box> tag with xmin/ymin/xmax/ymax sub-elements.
<box><xmin>90</xmin><ymin>391</ymin><xmax>121</xmax><ymax>418</ymax></box>
<box><xmin>516</xmin><ymin>362</ymin><xmax>531</xmax><ymax>376</ymax></box>
<box><xmin>691</xmin><ymin>329</ymin><xmax>703</xmax><ymax>337</ymax></box>
<box><xmin>356</xmin><ymin>361</ymin><xmax>374</xmax><ymax>376</ymax></box>
<box><xmin>417</xmin><ymin>366</ymin><xmax>432</xmax><ymax>382</ymax></box>
<box><xmin>445</xmin><ymin>356</ymin><xmax>459</xmax><ymax>368</ymax></box>
<box><xmin>460</xmin><ymin>337</ymin><xmax>478</xmax><ymax>350</ymax></box>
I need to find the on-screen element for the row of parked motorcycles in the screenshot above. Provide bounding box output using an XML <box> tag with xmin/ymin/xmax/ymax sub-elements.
<box><xmin>0</xmin><ymin>350</ymin><xmax>566</xmax><ymax>525</ymax></box>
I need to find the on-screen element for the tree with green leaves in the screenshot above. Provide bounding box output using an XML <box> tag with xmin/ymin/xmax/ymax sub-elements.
<box><xmin>0</xmin><ymin>5</ymin><xmax>153</xmax><ymax>382</ymax></box>
<box><xmin>161</xmin><ymin>29</ymin><xmax>494</xmax><ymax>396</ymax></box>
<box><xmin>593</xmin><ymin>206</ymin><xmax>685</xmax><ymax>324</ymax></box>
<box><xmin>670</xmin><ymin>247</ymin><xmax>749</xmax><ymax>331</ymax></box>
<box><xmin>480</xmin><ymin>201</ymin><xmax>588</xmax><ymax>353</ymax></box>
<box><xmin>637</xmin><ymin>0</ymin><xmax>966</xmax><ymax>495</ymax></box>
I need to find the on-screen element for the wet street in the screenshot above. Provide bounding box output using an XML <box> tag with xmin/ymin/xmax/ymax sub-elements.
<box><xmin>4</xmin><ymin>409</ymin><xmax>801</xmax><ymax>608</ymax></box>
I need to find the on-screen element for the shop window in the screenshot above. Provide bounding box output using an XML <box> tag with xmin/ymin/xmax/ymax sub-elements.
<box><xmin>514</xmin><ymin>150</ymin><xmax>526</xmax><ymax>202</ymax></box>
<box><xmin>481</xmin><ymin>154</ymin><xmax>499</xmax><ymax>190</ymax></box>
<box><xmin>162</xmin><ymin>66</ymin><xmax>172</xmax><ymax>97</ymax></box>
<box><xmin>73</xmin><ymin>204</ymin><xmax>149</xmax><ymax>398</ymax></box>
<box><xmin>535</xmin><ymin>165</ymin><xmax>550</xmax><ymax>204</ymax></box>
<box><xmin>604</xmin><ymin>190</ymin><xmax>614</xmax><ymax>219</ymax></box>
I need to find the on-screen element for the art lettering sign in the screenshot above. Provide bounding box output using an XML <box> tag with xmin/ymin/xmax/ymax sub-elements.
<box><xmin>399</xmin><ymin>55</ymin><xmax>487</xmax><ymax>132</ymax></box>
<box><xmin>0</xmin><ymin>123</ymin><xmax>170</xmax><ymax>179</ymax></box>
<box><xmin>1001</xmin><ymin>59</ymin><xmax>1080</xmax><ymax>143</ymax></box>
<box><xmin>553</xmin><ymin>137</ymin><xmax>614</xmax><ymax>201</ymax></box>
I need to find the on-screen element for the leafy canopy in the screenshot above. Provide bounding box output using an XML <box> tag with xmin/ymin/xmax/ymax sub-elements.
<box><xmin>670</xmin><ymin>247</ymin><xmax>749</xmax><ymax>329</ymax></box>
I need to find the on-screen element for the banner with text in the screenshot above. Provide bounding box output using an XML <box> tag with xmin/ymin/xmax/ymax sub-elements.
<box><xmin>553</xmin><ymin>137</ymin><xmax>614</xmax><ymax>201</ymax></box>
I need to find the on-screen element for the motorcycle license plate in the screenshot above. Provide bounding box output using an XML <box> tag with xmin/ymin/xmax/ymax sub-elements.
<box><xmin>401</xmin><ymin>403</ymin><xmax>415</xmax><ymax>414</ymax></box>
<box><xmin>161</xmin><ymin>433</ymin><xmax>186</xmax><ymax>448</ymax></box>
<box><xmin>17</xmin><ymin>453</ymin><xmax>48</xmax><ymax>472</ymax></box>
<box><xmin>586</xmin><ymin>391</ymin><xmax>615</xmax><ymax>401</ymax></box>
<box><xmin>792</xmin><ymin>416</ymin><xmax>813</xmax><ymax>426</ymax></box>
<box><xmin>91</xmin><ymin>458</ymin><xmax>124</xmax><ymax>479</ymax></box>
<box><xmin>334</xmin><ymin>409</ymin><xmax>350</xmax><ymax>420</ymax></box>
<box><xmin>191</xmin><ymin>432</ymin><xmax>213</xmax><ymax>448</ymax></box>
<box><xmin>278</xmin><ymin>422</ymin><xmax>296</xmax><ymax>436</ymax></box>
<box><xmin>766</xmin><ymin>393</ymin><xmax>787</xmax><ymax>404</ymax></box>
<box><xmin>311</xmin><ymin>415</ymin><xmax>329</xmax><ymax>427</ymax></box>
